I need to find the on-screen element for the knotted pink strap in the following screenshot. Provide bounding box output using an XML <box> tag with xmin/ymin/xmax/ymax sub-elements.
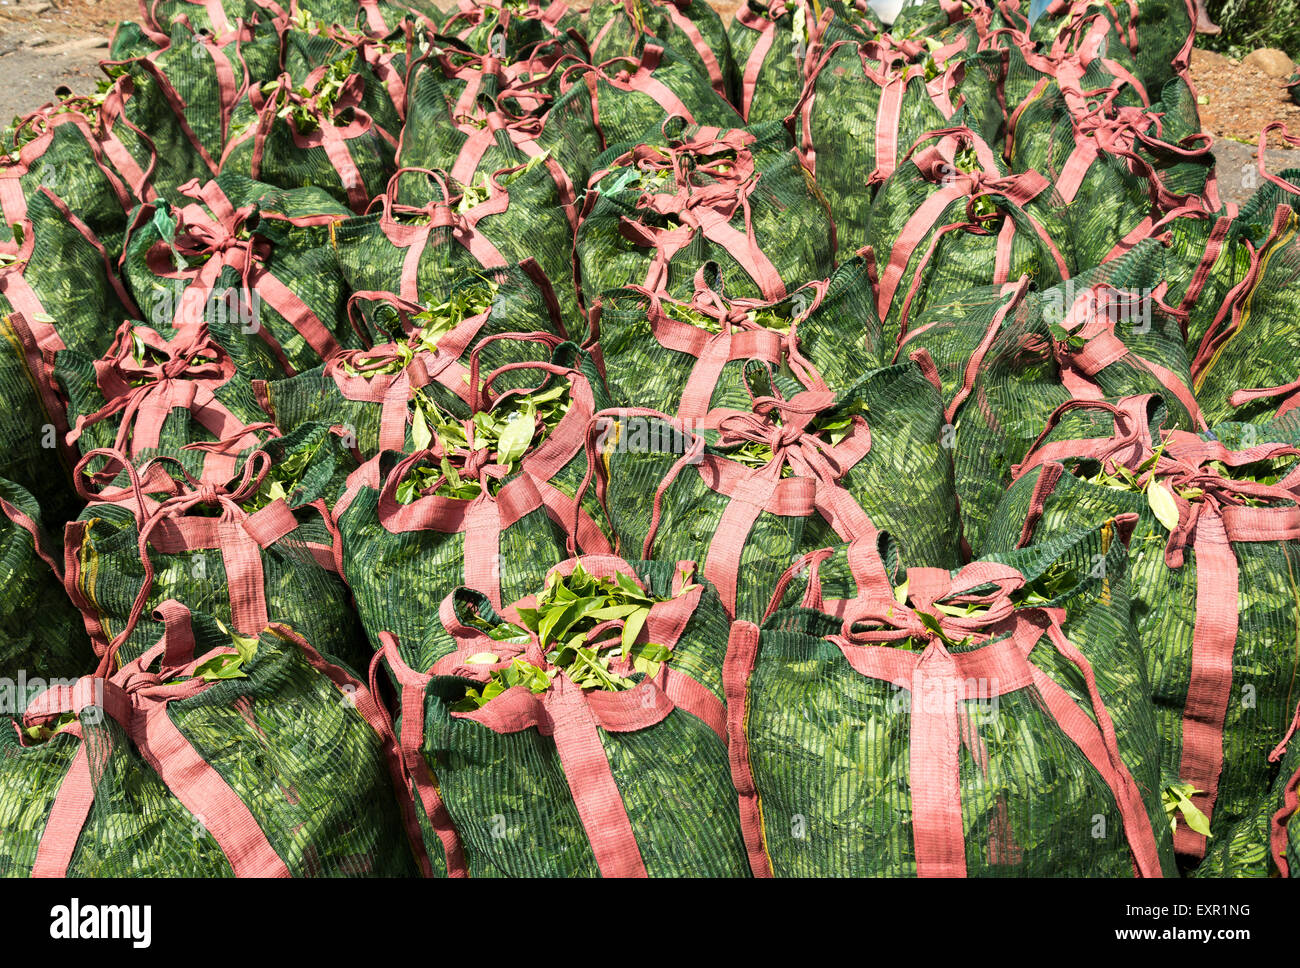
<box><xmin>377</xmin><ymin>449</ymin><xmax>550</xmax><ymax>609</ymax></box>
<box><xmin>1051</xmin><ymin>284</ymin><xmax>1205</xmax><ymax>429</ymax></box>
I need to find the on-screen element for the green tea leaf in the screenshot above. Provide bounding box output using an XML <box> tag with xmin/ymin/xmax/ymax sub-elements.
<box><xmin>1146</xmin><ymin>481</ymin><xmax>1181</xmax><ymax>532</ymax></box>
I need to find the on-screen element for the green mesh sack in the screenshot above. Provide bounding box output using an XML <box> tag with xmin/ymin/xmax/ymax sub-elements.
<box><xmin>97</xmin><ymin>52</ymin><xmax>218</xmax><ymax>197</ymax></box>
<box><xmin>980</xmin><ymin>395</ymin><xmax>1300</xmax><ymax>870</ymax></box>
<box><xmin>898</xmin><ymin>250</ymin><xmax>1201</xmax><ymax>551</ymax></box>
<box><xmin>439</xmin><ymin>0</ymin><xmax>586</xmax><ymax>58</ymax></box>
<box><xmin>281</xmin><ymin>21</ymin><xmax>421</xmax><ymax>125</ymax></box>
<box><xmin>395</xmin><ymin>63</ymin><xmax>581</xmax><ymax>234</ymax></box>
<box><xmin>1027</xmin><ymin>0</ymin><xmax>1194</xmax><ymax>96</ymax></box>
<box><xmin>764</xmin><ymin>521</ymin><xmax>1177</xmax><ymax>869</ymax></box>
<box><xmin>1</xmin><ymin>99</ymin><xmax>140</xmax><ymax>259</ymax></box>
<box><xmin>334</xmin><ymin>169</ymin><xmax>581</xmax><ymax>336</ymax></box>
<box><xmin>119</xmin><ymin>175</ymin><xmax>356</xmax><ymax>374</ymax></box>
<box><xmin>1</xmin><ymin>601</ymin><xmax>422</xmax><ymax>877</ymax></box>
<box><xmin>1005</xmin><ymin>75</ymin><xmax>1215</xmax><ymax>274</ymax></box>
<box><xmin>576</xmin><ymin>120</ymin><xmax>833</xmax><ymax>307</ymax></box>
<box><xmin>592</xmin><ymin>407</ymin><xmax>864</xmax><ymax>621</ymax></box>
<box><xmin>587</xmin><ymin>0</ymin><xmax>735</xmax><ymax>103</ymax></box>
<box><xmin>55</xmin><ymin>321</ymin><xmax>282</xmax><ymax>487</ymax></box>
<box><xmin>64</xmin><ymin>449</ymin><xmax>368</xmax><ymax>674</ymax></box>
<box><xmin>0</xmin><ymin>477</ymin><xmax>94</xmax><ymax>683</ymax></box>
<box><xmin>114</xmin><ymin>18</ymin><xmax>284</xmax><ymax>180</ymax></box>
<box><xmin>726</xmin><ymin>536</ymin><xmax>1169</xmax><ymax>877</ymax></box>
<box><xmin>138</xmin><ymin>0</ymin><xmax>266</xmax><ymax>40</ymax></box>
<box><xmin>797</xmin><ymin>37</ymin><xmax>953</xmax><ymax>256</ymax></box>
<box><xmin>866</xmin><ymin>127</ymin><xmax>1069</xmax><ymax>348</ymax></box>
<box><xmin>396</xmin><ymin>157</ymin><xmax>579</xmax><ymax>325</ymax></box>
<box><xmin>1189</xmin><ymin>203</ymin><xmax>1300</xmax><ymax>428</ymax></box>
<box><xmin>0</xmin><ymin>313</ymin><xmax>83</xmax><ymax>525</ymax></box>
<box><xmin>0</xmin><ymin>190</ymin><xmax>138</xmax><ymax>359</ymax></box>
<box><xmin>333</xmin><ymin>444</ymin><xmax>571</xmax><ymax>644</ymax></box>
<box><xmin>590</xmin><ymin>255</ymin><xmax>885</xmax><ymax>415</ymax></box>
<box><xmin>545</xmin><ymin>35</ymin><xmax>743</xmax><ymax>156</ymax></box>
<box><xmin>221</xmin><ymin>57</ymin><xmax>401</xmax><ymax>214</ymax></box>
<box><xmin>375</xmin><ymin>555</ymin><xmax>750</xmax><ymax>877</ymax></box>
<box><xmin>726</xmin><ymin>0</ymin><xmax>876</xmax><ymax>124</ymax></box>
<box><xmin>669</xmin><ymin>359</ymin><xmax>960</xmax><ymax>566</ymax></box>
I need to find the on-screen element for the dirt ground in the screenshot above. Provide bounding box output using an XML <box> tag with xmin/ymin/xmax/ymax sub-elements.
<box><xmin>0</xmin><ymin>0</ymin><xmax>1295</xmax><ymax>204</ymax></box>
<box><xmin>0</xmin><ymin>0</ymin><xmax>135</xmax><ymax>119</ymax></box>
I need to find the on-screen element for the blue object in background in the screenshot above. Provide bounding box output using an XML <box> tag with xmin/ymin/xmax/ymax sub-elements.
<box><xmin>1027</xmin><ymin>0</ymin><xmax>1052</xmax><ymax>25</ymax></box>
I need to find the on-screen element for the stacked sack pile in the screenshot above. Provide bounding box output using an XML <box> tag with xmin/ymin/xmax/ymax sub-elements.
<box><xmin>0</xmin><ymin>0</ymin><xmax>1298</xmax><ymax>878</ymax></box>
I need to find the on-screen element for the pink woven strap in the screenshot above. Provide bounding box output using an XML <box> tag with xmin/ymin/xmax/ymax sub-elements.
<box><xmin>1173</xmin><ymin>508</ymin><xmax>1237</xmax><ymax>859</ymax></box>
<box><xmin>1011</xmin><ymin>395</ymin><xmax>1159</xmax><ymax>482</ymax></box>
<box><xmin>1229</xmin><ymin>376</ymin><xmax>1300</xmax><ymax>420</ymax></box>
<box><xmin>937</xmin><ymin>275</ymin><xmax>1029</xmax><ymax>425</ymax></box>
<box><xmin>698</xmin><ymin>466</ymin><xmax>812</xmax><ymax>617</ymax></box>
<box><xmin>0</xmin><ymin>491</ymin><xmax>61</xmax><ymax>578</ymax></box>
<box><xmin>620</xmin><ymin>195</ymin><xmax>788</xmax><ymax>302</ymax></box>
<box><xmin>1270</xmin><ymin>763</ymin><xmax>1300</xmax><ymax>877</ymax></box>
<box><xmin>29</xmin><ymin>718</ymin><xmax>93</xmax><ymax>877</ymax></box>
<box><xmin>3</xmin><ymin>313</ymin><xmax>76</xmax><ymax>466</ymax></box>
<box><xmin>658</xmin><ymin>663</ymin><xmax>725</xmax><ymax>740</ymax></box>
<box><xmin>377</xmin><ymin>452</ymin><xmax>548</xmax><ymax>608</ymax></box>
<box><xmin>1026</xmin><ymin>658</ymin><xmax>1163</xmax><ymax>876</ymax></box>
<box><xmin>1190</xmin><ymin>205</ymin><xmax>1285</xmax><ymax>378</ymax></box>
<box><xmin>1034</xmin><ymin>621</ymin><xmax>1164</xmax><ymax>876</ymax></box>
<box><xmin>675</xmin><ymin>328</ymin><xmax>785</xmax><ymax>419</ymax></box>
<box><xmin>762</xmin><ymin>536</ymin><xmax>895</xmax><ymax>621</ymax></box>
<box><xmin>909</xmin><ymin>643</ymin><xmax>967</xmax><ymax>876</ymax></box>
<box><xmin>1052</xmin><ymin>284</ymin><xmax>1205</xmax><ymax>429</ymax></box>
<box><xmin>544</xmin><ymin>680</ymin><xmax>651</xmax><ymax>876</ymax></box>
<box><xmin>722</xmin><ymin>620</ymin><xmax>773</xmax><ymax>876</ymax></box>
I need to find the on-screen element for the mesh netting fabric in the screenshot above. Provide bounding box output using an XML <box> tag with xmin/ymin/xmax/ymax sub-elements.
<box><xmin>1</xmin><ymin>189</ymin><xmax>136</xmax><ymax>358</ymax></box>
<box><xmin>0</xmin><ymin>477</ymin><xmax>94</xmax><ymax>683</ymax></box>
